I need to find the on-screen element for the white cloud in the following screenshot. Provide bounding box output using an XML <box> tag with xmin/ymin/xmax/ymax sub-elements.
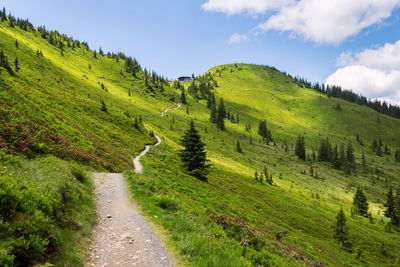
<box><xmin>202</xmin><ymin>0</ymin><xmax>292</xmax><ymax>15</ymax></box>
<box><xmin>258</xmin><ymin>0</ymin><xmax>400</xmax><ymax>45</ymax></box>
<box><xmin>337</xmin><ymin>41</ymin><xmax>400</xmax><ymax>70</ymax></box>
<box><xmin>203</xmin><ymin>0</ymin><xmax>400</xmax><ymax>45</ymax></box>
<box><xmin>228</xmin><ymin>33</ymin><xmax>249</xmax><ymax>44</ymax></box>
<box><xmin>326</xmin><ymin>41</ymin><xmax>400</xmax><ymax>104</ymax></box>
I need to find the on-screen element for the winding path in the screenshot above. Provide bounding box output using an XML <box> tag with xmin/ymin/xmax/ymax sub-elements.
<box><xmin>86</xmin><ymin>103</ymin><xmax>181</xmax><ymax>267</ymax></box>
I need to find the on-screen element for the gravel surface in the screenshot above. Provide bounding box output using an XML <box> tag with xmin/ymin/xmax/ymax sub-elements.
<box><xmin>85</xmin><ymin>173</ymin><xmax>175</xmax><ymax>267</ymax></box>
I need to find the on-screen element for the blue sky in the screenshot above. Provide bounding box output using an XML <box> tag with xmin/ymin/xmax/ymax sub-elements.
<box><xmin>2</xmin><ymin>0</ymin><xmax>400</xmax><ymax>102</ymax></box>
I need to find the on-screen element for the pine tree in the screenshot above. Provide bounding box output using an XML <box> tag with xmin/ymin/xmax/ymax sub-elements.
<box><xmin>180</xmin><ymin>88</ymin><xmax>187</xmax><ymax>104</ymax></box>
<box><xmin>15</xmin><ymin>39</ymin><xmax>19</xmax><ymax>48</ymax></box>
<box><xmin>295</xmin><ymin>135</ymin><xmax>306</xmax><ymax>160</ymax></box>
<box><xmin>210</xmin><ymin>105</ymin><xmax>217</xmax><ymax>123</ymax></box>
<box><xmin>331</xmin><ymin>145</ymin><xmax>341</xmax><ymax>168</ymax></box>
<box><xmin>384</xmin><ymin>187</ymin><xmax>395</xmax><ymax>219</ymax></box>
<box><xmin>0</xmin><ymin>49</ymin><xmax>10</xmax><ymax>68</ymax></box>
<box><xmin>236</xmin><ymin>140</ymin><xmax>242</xmax><ymax>153</ymax></box>
<box><xmin>345</xmin><ymin>142</ymin><xmax>356</xmax><ymax>173</ymax></box>
<box><xmin>351</xmin><ymin>187</ymin><xmax>369</xmax><ymax>217</ymax></box>
<box><xmin>100</xmin><ymin>100</ymin><xmax>108</xmax><ymax>112</ymax></box>
<box><xmin>391</xmin><ymin>187</ymin><xmax>400</xmax><ymax>226</ymax></box>
<box><xmin>361</xmin><ymin>151</ymin><xmax>366</xmax><ymax>169</ymax></box>
<box><xmin>216</xmin><ymin>98</ymin><xmax>226</xmax><ymax>130</ymax></box>
<box><xmin>14</xmin><ymin>57</ymin><xmax>19</xmax><ymax>72</ymax></box>
<box><xmin>333</xmin><ymin>207</ymin><xmax>351</xmax><ymax>249</ymax></box>
<box><xmin>179</xmin><ymin>120</ymin><xmax>210</xmax><ymax>181</ymax></box>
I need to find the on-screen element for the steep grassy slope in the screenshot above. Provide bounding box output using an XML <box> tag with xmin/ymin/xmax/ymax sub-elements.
<box><xmin>0</xmin><ymin>19</ymin><xmax>178</xmax><ymax>266</ymax></box>
<box><xmin>2</xmin><ymin>14</ymin><xmax>400</xmax><ymax>266</ymax></box>
<box><xmin>124</xmin><ymin>64</ymin><xmax>400</xmax><ymax>266</ymax></box>
<box><xmin>0</xmin><ymin>21</ymin><xmax>175</xmax><ymax>171</ymax></box>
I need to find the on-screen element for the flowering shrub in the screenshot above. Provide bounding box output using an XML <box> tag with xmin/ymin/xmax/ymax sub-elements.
<box><xmin>0</xmin><ymin>121</ymin><xmax>95</xmax><ymax>163</ymax></box>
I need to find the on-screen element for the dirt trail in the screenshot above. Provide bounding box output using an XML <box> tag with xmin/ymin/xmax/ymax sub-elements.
<box><xmin>86</xmin><ymin>173</ymin><xmax>174</xmax><ymax>267</ymax></box>
<box><xmin>86</xmin><ymin>103</ymin><xmax>181</xmax><ymax>267</ymax></box>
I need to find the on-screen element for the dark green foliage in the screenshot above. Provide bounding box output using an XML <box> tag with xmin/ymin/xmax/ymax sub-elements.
<box><xmin>0</xmin><ymin>156</ymin><xmax>94</xmax><ymax>266</ymax></box>
<box><xmin>0</xmin><ymin>49</ymin><xmax>10</xmax><ymax>69</ymax></box>
<box><xmin>295</xmin><ymin>135</ymin><xmax>306</xmax><ymax>160</ymax></box>
<box><xmin>345</xmin><ymin>142</ymin><xmax>356</xmax><ymax>174</ymax></box>
<box><xmin>258</xmin><ymin>119</ymin><xmax>272</xmax><ymax>142</ymax></box>
<box><xmin>179</xmin><ymin>121</ymin><xmax>210</xmax><ymax>181</ymax></box>
<box><xmin>395</xmin><ymin>149</ymin><xmax>400</xmax><ymax>162</ymax></box>
<box><xmin>100</xmin><ymin>100</ymin><xmax>108</xmax><ymax>112</ymax></box>
<box><xmin>216</xmin><ymin>98</ymin><xmax>226</xmax><ymax>130</ymax></box>
<box><xmin>351</xmin><ymin>187</ymin><xmax>369</xmax><ymax>217</ymax></box>
<box><xmin>384</xmin><ymin>187</ymin><xmax>395</xmax><ymax>219</ymax></box>
<box><xmin>14</xmin><ymin>57</ymin><xmax>19</xmax><ymax>72</ymax></box>
<box><xmin>180</xmin><ymin>88</ymin><xmax>187</xmax><ymax>104</ymax></box>
<box><xmin>333</xmin><ymin>208</ymin><xmax>351</xmax><ymax>249</ymax></box>
<box><xmin>236</xmin><ymin>140</ymin><xmax>242</xmax><ymax>153</ymax></box>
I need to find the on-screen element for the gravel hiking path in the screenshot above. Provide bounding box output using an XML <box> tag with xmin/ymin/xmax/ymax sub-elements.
<box><xmin>86</xmin><ymin>104</ymin><xmax>181</xmax><ymax>267</ymax></box>
<box><xmin>86</xmin><ymin>173</ymin><xmax>174</xmax><ymax>267</ymax></box>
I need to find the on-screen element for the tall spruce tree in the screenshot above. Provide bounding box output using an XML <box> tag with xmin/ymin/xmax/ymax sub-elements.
<box><xmin>14</xmin><ymin>57</ymin><xmax>19</xmax><ymax>72</ymax></box>
<box><xmin>333</xmin><ymin>207</ymin><xmax>351</xmax><ymax>249</ymax></box>
<box><xmin>384</xmin><ymin>187</ymin><xmax>395</xmax><ymax>219</ymax></box>
<box><xmin>236</xmin><ymin>140</ymin><xmax>242</xmax><ymax>153</ymax></box>
<box><xmin>351</xmin><ymin>187</ymin><xmax>369</xmax><ymax>217</ymax></box>
<box><xmin>180</xmin><ymin>88</ymin><xmax>187</xmax><ymax>104</ymax></box>
<box><xmin>216</xmin><ymin>98</ymin><xmax>226</xmax><ymax>130</ymax></box>
<box><xmin>295</xmin><ymin>135</ymin><xmax>306</xmax><ymax>160</ymax></box>
<box><xmin>179</xmin><ymin>120</ymin><xmax>210</xmax><ymax>181</ymax></box>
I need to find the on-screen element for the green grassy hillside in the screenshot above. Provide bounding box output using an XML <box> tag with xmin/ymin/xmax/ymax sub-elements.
<box><xmin>1</xmin><ymin>14</ymin><xmax>400</xmax><ymax>267</ymax></box>
<box><xmin>124</xmin><ymin>64</ymin><xmax>400</xmax><ymax>266</ymax></box>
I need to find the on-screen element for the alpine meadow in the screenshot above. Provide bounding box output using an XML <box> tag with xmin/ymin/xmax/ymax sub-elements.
<box><xmin>1</xmin><ymin>4</ymin><xmax>400</xmax><ymax>267</ymax></box>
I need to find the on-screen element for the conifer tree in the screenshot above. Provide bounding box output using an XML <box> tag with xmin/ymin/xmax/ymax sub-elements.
<box><xmin>351</xmin><ymin>187</ymin><xmax>369</xmax><ymax>217</ymax></box>
<box><xmin>345</xmin><ymin>142</ymin><xmax>356</xmax><ymax>173</ymax></box>
<box><xmin>14</xmin><ymin>57</ymin><xmax>19</xmax><ymax>72</ymax></box>
<box><xmin>216</xmin><ymin>98</ymin><xmax>226</xmax><ymax>130</ymax></box>
<box><xmin>0</xmin><ymin>49</ymin><xmax>9</xmax><ymax>68</ymax></box>
<box><xmin>15</xmin><ymin>39</ymin><xmax>19</xmax><ymax>48</ymax></box>
<box><xmin>333</xmin><ymin>207</ymin><xmax>351</xmax><ymax>249</ymax></box>
<box><xmin>362</xmin><ymin>151</ymin><xmax>366</xmax><ymax>169</ymax></box>
<box><xmin>100</xmin><ymin>100</ymin><xmax>108</xmax><ymax>112</ymax></box>
<box><xmin>331</xmin><ymin>145</ymin><xmax>340</xmax><ymax>168</ymax></box>
<box><xmin>236</xmin><ymin>140</ymin><xmax>242</xmax><ymax>153</ymax></box>
<box><xmin>295</xmin><ymin>135</ymin><xmax>306</xmax><ymax>160</ymax></box>
<box><xmin>384</xmin><ymin>187</ymin><xmax>395</xmax><ymax>219</ymax></box>
<box><xmin>391</xmin><ymin>187</ymin><xmax>400</xmax><ymax>226</ymax></box>
<box><xmin>210</xmin><ymin>105</ymin><xmax>217</xmax><ymax>123</ymax></box>
<box><xmin>179</xmin><ymin>120</ymin><xmax>210</xmax><ymax>181</ymax></box>
<box><xmin>180</xmin><ymin>88</ymin><xmax>187</xmax><ymax>104</ymax></box>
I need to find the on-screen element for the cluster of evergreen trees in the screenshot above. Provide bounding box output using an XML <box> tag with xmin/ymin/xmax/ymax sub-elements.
<box><xmin>371</xmin><ymin>138</ymin><xmax>391</xmax><ymax>156</ymax></box>
<box><xmin>209</xmin><ymin>96</ymin><xmax>227</xmax><ymax>131</ymax></box>
<box><xmin>318</xmin><ymin>138</ymin><xmax>356</xmax><ymax>173</ymax></box>
<box><xmin>258</xmin><ymin>120</ymin><xmax>272</xmax><ymax>143</ymax></box>
<box><xmin>125</xmin><ymin>56</ymin><xmax>142</xmax><ymax>77</ymax></box>
<box><xmin>294</xmin><ymin>135</ymin><xmax>306</xmax><ymax>160</ymax></box>
<box><xmin>254</xmin><ymin>167</ymin><xmax>273</xmax><ymax>185</ymax></box>
<box><xmin>187</xmin><ymin>72</ymin><xmax>217</xmax><ymax>99</ymax></box>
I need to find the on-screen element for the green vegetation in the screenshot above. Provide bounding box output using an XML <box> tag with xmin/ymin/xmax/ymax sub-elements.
<box><xmin>0</xmin><ymin>151</ymin><xmax>95</xmax><ymax>266</ymax></box>
<box><xmin>2</xmin><ymin>9</ymin><xmax>400</xmax><ymax>267</ymax></box>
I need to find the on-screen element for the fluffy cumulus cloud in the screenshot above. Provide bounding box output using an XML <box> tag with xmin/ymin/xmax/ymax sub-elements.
<box><xmin>327</xmin><ymin>41</ymin><xmax>400</xmax><ymax>104</ymax></box>
<box><xmin>228</xmin><ymin>33</ymin><xmax>249</xmax><ymax>44</ymax></box>
<box><xmin>202</xmin><ymin>0</ymin><xmax>400</xmax><ymax>45</ymax></box>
